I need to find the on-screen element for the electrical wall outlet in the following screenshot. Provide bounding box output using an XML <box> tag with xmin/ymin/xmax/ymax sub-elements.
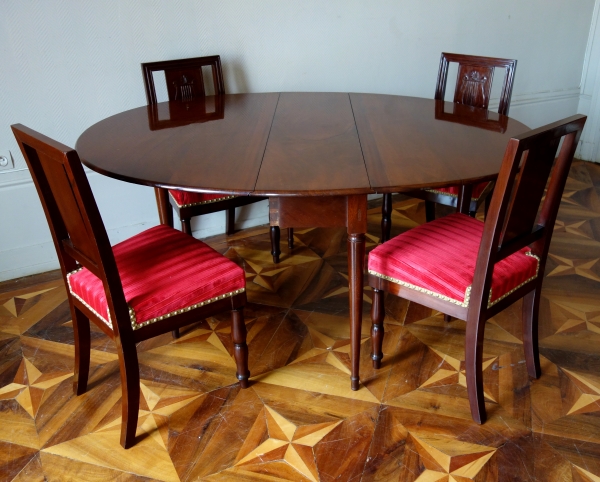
<box><xmin>0</xmin><ymin>151</ymin><xmax>14</xmax><ymax>170</ymax></box>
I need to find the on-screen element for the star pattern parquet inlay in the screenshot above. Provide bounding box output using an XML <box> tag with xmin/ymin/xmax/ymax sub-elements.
<box><xmin>1</xmin><ymin>160</ymin><xmax>599</xmax><ymax>481</ymax></box>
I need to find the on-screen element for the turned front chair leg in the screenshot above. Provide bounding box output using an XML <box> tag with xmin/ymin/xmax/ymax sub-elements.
<box><xmin>381</xmin><ymin>193</ymin><xmax>392</xmax><ymax>242</ymax></box>
<box><xmin>270</xmin><ymin>226</ymin><xmax>281</xmax><ymax>263</ymax></box>
<box><xmin>370</xmin><ymin>289</ymin><xmax>385</xmax><ymax>369</ymax></box>
<box><xmin>226</xmin><ymin>208</ymin><xmax>235</xmax><ymax>235</ymax></box>
<box><xmin>288</xmin><ymin>228</ymin><xmax>294</xmax><ymax>249</ymax></box>
<box><xmin>444</xmin><ymin>314</ymin><xmax>452</xmax><ymax>322</ymax></box>
<box><xmin>172</xmin><ymin>329</ymin><xmax>180</xmax><ymax>339</ymax></box>
<box><xmin>522</xmin><ymin>288</ymin><xmax>542</xmax><ymax>379</ymax></box>
<box><xmin>72</xmin><ymin>306</ymin><xmax>90</xmax><ymax>395</ymax></box>
<box><xmin>231</xmin><ymin>308</ymin><xmax>250</xmax><ymax>388</ymax></box>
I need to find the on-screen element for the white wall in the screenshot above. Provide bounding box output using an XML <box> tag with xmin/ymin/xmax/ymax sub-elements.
<box><xmin>0</xmin><ymin>0</ymin><xmax>595</xmax><ymax>281</ymax></box>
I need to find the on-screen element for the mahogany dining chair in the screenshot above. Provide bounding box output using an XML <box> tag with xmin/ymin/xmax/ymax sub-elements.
<box><xmin>381</xmin><ymin>53</ymin><xmax>517</xmax><ymax>242</ymax></box>
<box><xmin>12</xmin><ymin>124</ymin><xmax>250</xmax><ymax>449</ymax></box>
<box><xmin>142</xmin><ymin>55</ymin><xmax>294</xmax><ymax>263</ymax></box>
<box><xmin>369</xmin><ymin>114</ymin><xmax>586</xmax><ymax>424</ymax></box>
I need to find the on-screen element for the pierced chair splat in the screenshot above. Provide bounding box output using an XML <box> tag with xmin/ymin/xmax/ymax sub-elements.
<box><xmin>369</xmin><ymin>114</ymin><xmax>586</xmax><ymax>424</ymax></box>
<box><xmin>381</xmin><ymin>52</ymin><xmax>517</xmax><ymax>242</ymax></box>
<box><xmin>12</xmin><ymin>124</ymin><xmax>251</xmax><ymax>449</ymax></box>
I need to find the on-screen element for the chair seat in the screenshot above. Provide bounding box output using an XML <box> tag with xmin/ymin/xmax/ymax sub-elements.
<box><xmin>67</xmin><ymin>224</ymin><xmax>245</xmax><ymax>329</ymax></box>
<box><xmin>425</xmin><ymin>181</ymin><xmax>490</xmax><ymax>201</ymax></box>
<box><xmin>169</xmin><ymin>189</ymin><xmax>235</xmax><ymax>208</ymax></box>
<box><xmin>368</xmin><ymin>213</ymin><xmax>539</xmax><ymax>307</ymax></box>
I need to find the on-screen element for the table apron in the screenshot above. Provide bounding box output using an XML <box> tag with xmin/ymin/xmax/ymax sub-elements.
<box><xmin>269</xmin><ymin>194</ymin><xmax>368</xmax><ymax>234</ymax></box>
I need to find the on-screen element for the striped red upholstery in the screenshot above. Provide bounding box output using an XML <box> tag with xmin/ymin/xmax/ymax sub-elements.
<box><xmin>368</xmin><ymin>213</ymin><xmax>538</xmax><ymax>307</ymax></box>
<box><xmin>169</xmin><ymin>189</ymin><xmax>234</xmax><ymax>207</ymax></box>
<box><xmin>427</xmin><ymin>181</ymin><xmax>490</xmax><ymax>200</ymax></box>
<box><xmin>67</xmin><ymin>225</ymin><xmax>245</xmax><ymax>328</ymax></box>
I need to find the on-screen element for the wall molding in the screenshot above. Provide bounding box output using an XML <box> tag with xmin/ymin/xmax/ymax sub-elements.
<box><xmin>484</xmin><ymin>87</ymin><xmax>581</xmax><ymax>116</ymax></box>
<box><xmin>0</xmin><ymin>170</ymin><xmax>32</xmax><ymax>189</ymax></box>
<box><xmin>0</xmin><ymin>166</ymin><xmax>100</xmax><ymax>189</ymax></box>
<box><xmin>509</xmin><ymin>88</ymin><xmax>581</xmax><ymax>107</ymax></box>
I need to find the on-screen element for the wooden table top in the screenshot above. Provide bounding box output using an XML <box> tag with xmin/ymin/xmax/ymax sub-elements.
<box><xmin>76</xmin><ymin>92</ymin><xmax>529</xmax><ymax>196</ymax></box>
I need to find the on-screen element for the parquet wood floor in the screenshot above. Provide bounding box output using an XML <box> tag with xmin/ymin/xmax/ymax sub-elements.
<box><xmin>1</xmin><ymin>160</ymin><xmax>600</xmax><ymax>481</ymax></box>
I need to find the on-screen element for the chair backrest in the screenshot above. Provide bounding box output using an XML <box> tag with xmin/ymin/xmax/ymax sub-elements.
<box><xmin>435</xmin><ymin>53</ymin><xmax>517</xmax><ymax>116</ymax></box>
<box><xmin>470</xmin><ymin>114</ymin><xmax>586</xmax><ymax>315</ymax></box>
<box><xmin>141</xmin><ymin>55</ymin><xmax>225</xmax><ymax>105</ymax></box>
<box><xmin>11</xmin><ymin>124</ymin><xmax>129</xmax><ymax>335</ymax></box>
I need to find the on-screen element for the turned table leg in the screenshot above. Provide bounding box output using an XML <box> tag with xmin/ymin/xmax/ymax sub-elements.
<box><xmin>347</xmin><ymin>194</ymin><xmax>367</xmax><ymax>391</ymax></box>
<box><xmin>348</xmin><ymin>232</ymin><xmax>366</xmax><ymax>390</ymax></box>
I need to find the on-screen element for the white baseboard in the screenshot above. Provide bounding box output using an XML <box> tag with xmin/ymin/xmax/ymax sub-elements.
<box><xmin>1</xmin><ymin>215</ymin><xmax>277</xmax><ymax>282</ymax></box>
<box><xmin>0</xmin><ymin>221</ymin><xmax>158</xmax><ymax>282</ymax></box>
<box><xmin>0</xmin><ymin>241</ymin><xmax>60</xmax><ymax>281</ymax></box>
<box><xmin>0</xmin><ymin>206</ymin><xmax>274</xmax><ymax>281</ymax></box>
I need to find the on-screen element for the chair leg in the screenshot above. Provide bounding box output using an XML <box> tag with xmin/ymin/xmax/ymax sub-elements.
<box><xmin>444</xmin><ymin>314</ymin><xmax>452</xmax><ymax>323</ymax></box>
<box><xmin>270</xmin><ymin>226</ymin><xmax>281</xmax><ymax>263</ymax></box>
<box><xmin>381</xmin><ymin>193</ymin><xmax>393</xmax><ymax>242</ymax></box>
<box><xmin>288</xmin><ymin>228</ymin><xmax>294</xmax><ymax>249</ymax></box>
<box><xmin>172</xmin><ymin>329</ymin><xmax>180</xmax><ymax>339</ymax></box>
<box><xmin>226</xmin><ymin>208</ymin><xmax>235</xmax><ymax>235</ymax></box>
<box><xmin>181</xmin><ymin>218</ymin><xmax>192</xmax><ymax>235</ymax></box>
<box><xmin>370</xmin><ymin>289</ymin><xmax>385</xmax><ymax>369</ymax></box>
<box><xmin>231</xmin><ymin>308</ymin><xmax>250</xmax><ymax>388</ymax></box>
<box><xmin>522</xmin><ymin>289</ymin><xmax>542</xmax><ymax>379</ymax></box>
<box><xmin>425</xmin><ymin>200</ymin><xmax>435</xmax><ymax>222</ymax></box>
<box><xmin>464</xmin><ymin>315</ymin><xmax>487</xmax><ymax>424</ymax></box>
<box><xmin>116</xmin><ymin>340</ymin><xmax>140</xmax><ymax>449</ymax></box>
<box><xmin>72</xmin><ymin>306</ymin><xmax>90</xmax><ymax>396</ymax></box>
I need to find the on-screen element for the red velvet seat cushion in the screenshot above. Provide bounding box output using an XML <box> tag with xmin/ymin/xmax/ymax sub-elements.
<box><xmin>368</xmin><ymin>213</ymin><xmax>539</xmax><ymax>307</ymax></box>
<box><xmin>169</xmin><ymin>190</ymin><xmax>234</xmax><ymax>208</ymax></box>
<box><xmin>426</xmin><ymin>181</ymin><xmax>490</xmax><ymax>201</ymax></box>
<box><xmin>67</xmin><ymin>225</ymin><xmax>245</xmax><ymax>329</ymax></box>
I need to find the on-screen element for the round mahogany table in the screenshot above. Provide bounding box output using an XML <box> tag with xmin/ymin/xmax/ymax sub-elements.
<box><xmin>76</xmin><ymin>92</ymin><xmax>528</xmax><ymax>390</ymax></box>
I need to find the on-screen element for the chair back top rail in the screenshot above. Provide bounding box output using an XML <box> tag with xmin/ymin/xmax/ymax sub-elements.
<box><xmin>435</xmin><ymin>52</ymin><xmax>517</xmax><ymax>116</ymax></box>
